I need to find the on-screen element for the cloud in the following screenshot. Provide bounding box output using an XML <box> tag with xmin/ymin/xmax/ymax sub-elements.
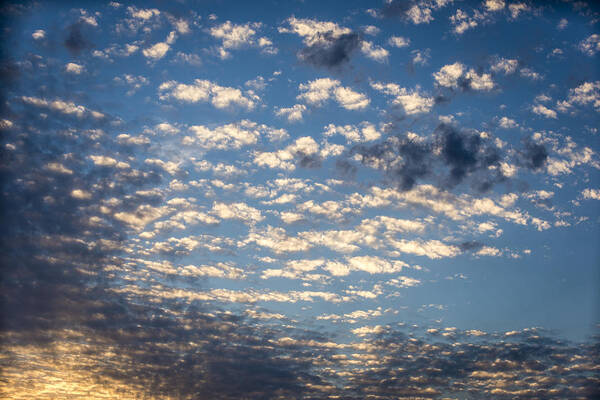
<box><xmin>388</xmin><ymin>35</ymin><xmax>410</xmax><ymax>47</ymax></box>
<box><xmin>360</xmin><ymin>40</ymin><xmax>389</xmax><ymax>62</ymax></box>
<box><xmin>531</xmin><ymin>104</ymin><xmax>557</xmax><ymax>119</ymax></box>
<box><xmin>323</xmin><ymin>122</ymin><xmax>382</xmax><ymax>143</ymax></box>
<box><xmin>490</xmin><ymin>57</ymin><xmax>518</xmax><ymax>74</ymax></box>
<box><xmin>21</xmin><ymin>96</ymin><xmax>104</xmax><ymax>119</ymax></box>
<box><xmin>348</xmin><ymin>123</ymin><xmax>505</xmax><ymax>192</ymax></box>
<box><xmin>64</xmin><ymin>22</ymin><xmax>93</xmax><ymax>55</ymax></box>
<box><xmin>579</xmin><ymin>34</ymin><xmax>600</xmax><ymax>56</ymax></box>
<box><xmin>210</xmin><ymin>21</ymin><xmax>276</xmax><ymax>58</ymax></box>
<box><xmin>32</xmin><ymin>29</ymin><xmax>45</xmax><ymax>40</ymax></box>
<box><xmin>518</xmin><ymin>137</ymin><xmax>548</xmax><ymax>170</ymax></box>
<box><xmin>186</xmin><ymin>120</ymin><xmax>287</xmax><ymax>150</ymax></box>
<box><xmin>379</xmin><ymin>1</ymin><xmax>452</xmax><ymax>24</ymax></box>
<box><xmin>484</xmin><ymin>0</ymin><xmax>505</xmax><ymax>12</ymax></box>
<box><xmin>297</xmin><ymin>78</ymin><xmax>370</xmax><ymax>110</ymax></box>
<box><xmin>142</xmin><ymin>31</ymin><xmax>176</xmax><ymax>60</ymax></box>
<box><xmin>253</xmin><ymin>136</ymin><xmax>321</xmax><ymax>171</ymax></box>
<box><xmin>370</xmin><ymin>81</ymin><xmax>434</xmax><ymax>114</ymax></box>
<box><xmin>582</xmin><ymin>188</ymin><xmax>600</xmax><ymax>200</ymax></box>
<box><xmin>158</xmin><ymin>79</ymin><xmax>258</xmax><ymax>110</ymax></box>
<box><xmin>433</xmin><ymin>62</ymin><xmax>494</xmax><ymax>91</ymax></box>
<box><xmin>65</xmin><ymin>62</ymin><xmax>84</xmax><ymax>74</ymax></box>
<box><xmin>275</xmin><ymin>104</ymin><xmax>307</xmax><ymax>122</ymax></box>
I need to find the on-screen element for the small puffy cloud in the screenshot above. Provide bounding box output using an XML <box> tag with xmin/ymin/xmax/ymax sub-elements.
<box><xmin>297</xmin><ymin>78</ymin><xmax>369</xmax><ymax>110</ymax></box>
<box><xmin>275</xmin><ymin>104</ymin><xmax>307</xmax><ymax>122</ymax></box>
<box><xmin>21</xmin><ymin>96</ymin><xmax>104</xmax><ymax>119</ymax></box>
<box><xmin>253</xmin><ymin>136</ymin><xmax>320</xmax><ymax>171</ymax></box>
<box><xmin>498</xmin><ymin>116</ymin><xmax>518</xmax><ymax>129</ymax></box>
<box><xmin>363</xmin><ymin>25</ymin><xmax>380</xmax><ymax>36</ymax></box>
<box><xmin>411</xmin><ymin>49</ymin><xmax>430</xmax><ymax>65</ymax></box>
<box><xmin>210</xmin><ymin>21</ymin><xmax>275</xmax><ymax>58</ymax></box>
<box><xmin>143</xmin><ymin>31</ymin><xmax>177</xmax><ymax>60</ymax></box>
<box><xmin>388</xmin><ymin>238</ymin><xmax>461</xmax><ymax>259</ymax></box>
<box><xmin>71</xmin><ymin>189</ymin><xmax>92</xmax><ymax>199</ymax></box>
<box><xmin>520</xmin><ymin>68</ymin><xmax>543</xmax><ymax>81</ymax></box>
<box><xmin>450</xmin><ymin>9</ymin><xmax>479</xmax><ymax>35</ymax></box>
<box><xmin>279</xmin><ymin>17</ymin><xmax>351</xmax><ymax>46</ymax></box>
<box><xmin>557</xmin><ymin>18</ymin><xmax>568</xmax><ymax>30</ymax></box>
<box><xmin>187</xmin><ymin>120</ymin><xmax>287</xmax><ymax>150</ymax></box>
<box><xmin>159</xmin><ymin>79</ymin><xmax>258</xmax><ymax>110</ymax></box>
<box><xmin>532</xmin><ymin>104</ymin><xmax>557</xmax><ymax>119</ymax></box>
<box><xmin>579</xmin><ymin>34</ymin><xmax>600</xmax><ymax>56</ymax></box>
<box><xmin>371</xmin><ymin>81</ymin><xmax>434</xmax><ymax>114</ymax></box>
<box><xmin>65</xmin><ymin>62</ymin><xmax>84</xmax><ymax>74</ymax></box>
<box><xmin>508</xmin><ymin>3</ymin><xmax>530</xmax><ymax>19</ymax></box>
<box><xmin>483</xmin><ymin>0</ymin><xmax>505</xmax><ymax>12</ymax></box>
<box><xmin>32</xmin><ymin>29</ymin><xmax>46</xmax><ymax>40</ymax></box>
<box><xmin>388</xmin><ymin>36</ymin><xmax>410</xmax><ymax>48</ymax></box>
<box><xmin>582</xmin><ymin>188</ymin><xmax>600</xmax><ymax>200</ymax></box>
<box><xmin>360</xmin><ymin>41</ymin><xmax>389</xmax><ymax>62</ymax></box>
<box><xmin>323</xmin><ymin>122</ymin><xmax>381</xmax><ymax>143</ymax></box>
<box><xmin>433</xmin><ymin>62</ymin><xmax>494</xmax><ymax>91</ymax></box>
<box><xmin>562</xmin><ymin>81</ymin><xmax>600</xmax><ymax>111</ymax></box>
<box><xmin>211</xmin><ymin>202</ymin><xmax>264</xmax><ymax>224</ymax></box>
<box><xmin>490</xmin><ymin>58</ymin><xmax>518</xmax><ymax>75</ymax></box>
<box><xmin>114</xmin><ymin>74</ymin><xmax>149</xmax><ymax>94</ymax></box>
<box><xmin>406</xmin><ymin>4</ymin><xmax>434</xmax><ymax>24</ymax></box>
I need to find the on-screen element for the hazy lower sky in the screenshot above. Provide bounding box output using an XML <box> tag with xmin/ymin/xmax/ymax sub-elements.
<box><xmin>1</xmin><ymin>0</ymin><xmax>599</xmax><ymax>398</ymax></box>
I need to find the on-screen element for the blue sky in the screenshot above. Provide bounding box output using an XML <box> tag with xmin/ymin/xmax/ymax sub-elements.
<box><xmin>1</xmin><ymin>0</ymin><xmax>599</xmax><ymax>398</ymax></box>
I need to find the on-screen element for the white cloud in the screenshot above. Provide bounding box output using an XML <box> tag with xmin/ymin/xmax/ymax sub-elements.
<box><xmin>210</xmin><ymin>21</ymin><xmax>275</xmax><ymax>58</ymax></box>
<box><xmin>297</xmin><ymin>78</ymin><xmax>370</xmax><ymax>110</ymax></box>
<box><xmin>360</xmin><ymin>41</ymin><xmax>389</xmax><ymax>62</ymax></box>
<box><xmin>159</xmin><ymin>79</ymin><xmax>258</xmax><ymax>110</ymax></box>
<box><xmin>323</xmin><ymin>122</ymin><xmax>381</xmax><ymax>143</ymax></box>
<box><xmin>490</xmin><ymin>58</ymin><xmax>518</xmax><ymax>75</ymax></box>
<box><xmin>557</xmin><ymin>18</ymin><xmax>568</xmax><ymax>30</ymax></box>
<box><xmin>187</xmin><ymin>120</ymin><xmax>287</xmax><ymax>150</ymax></box>
<box><xmin>532</xmin><ymin>104</ymin><xmax>557</xmax><ymax>119</ymax></box>
<box><xmin>211</xmin><ymin>202</ymin><xmax>264</xmax><ymax>224</ymax></box>
<box><xmin>508</xmin><ymin>3</ymin><xmax>530</xmax><ymax>19</ymax></box>
<box><xmin>65</xmin><ymin>62</ymin><xmax>84</xmax><ymax>74</ymax></box>
<box><xmin>388</xmin><ymin>238</ymin><xmax>460</xmax><ymax>259</ymax></box>
<box><xmin>253</xmin><ymin>136</ymin><xmax>319</xmax><ymax>171</ymax></box>
<box><xmin>582</xmin><ymin>188</ymin><xmax>600</xmax><ymax>200</ymax></box>
<box><xmin>579</xmin><ymin>34</ymin><xmax>600</xmax><ymax>56</ymax></box>
<box><xmin>363</xmin><ymin>25</ymin><xmax>380</xmax><ymax>36</ymax></box>
<box><xmin>406</xmin><ymin>4</ymin><xmax>434</xmax><ymax>24</ymax></box>
<box><xmin>411</xmin><ymin>49</ymin><xmax>430</xmax><ymax>65</ymax></box>
<box><xmin>433</xmin><ymin>62</ymin><xmax>494</xmax><ymax>91</ymax></box>
<box><xmin>388</xmin><ymin>36</ymin><xmax>410</xmax><ymax>48</ymax></box>
<box><xmin>279</xmin><ymin>17</ymin><xmax>351</xmax><ymax>46</ymax></box>
<box><xmin>371</xmin><ymin>81</ymin><xmax>434</xmax><ymax>114</ymax></box>
<box><xmin>71</xmin><ymin>189</ymin><xmax>92</xmax><ymax>199</ymax></box>
<box><xmin>32</xmin><ymin>29</ymin><xmax>45</xmax><ymax>40</ymax></box>
<box><xmin>450</xmin><ymin>9</ymin><xmax>478</xmax><ymax>34</ymax></box>
<box><xmin>484</xmin><ymin>0</ymin><xmax>505</xmax><ymax>12</ymax></box>
<box><xmin>21</xmin><ymin>96</ymin><xmax>104</xmax><ymax>119</ymax></box>
<box><xmin>498</xmin><ymin>116</ymin><xmax>518</xmax><ymax>128</ymax></box>
<box><xmin>520</xmin><ymin>68</ymin><xmax>543</xmax><ymax>81</ymax></box>
<box><xmin>143</xmin><ymin>31</ymin><xmax>177</xmax><ymax>60</ymax></box>
<box><xmin>275</xmin><ymin>104</ymin><xmax>307</xmax><ymax>122</ymax></box>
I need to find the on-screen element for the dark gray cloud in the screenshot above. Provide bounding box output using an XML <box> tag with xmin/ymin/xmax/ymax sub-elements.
<box><xmin>339</xmin><ymin>123</ymin><xmax>552</xmax><ymax>193</ymax></box>
<box><xmin>298</xmin><ymin>32</ymin><xmax>361</xmax><ymax>69</ymax></box>
<box><xmin>519</xmin><ymin>137</ymin><xmax>549</xmax><ymax>170</ymax></box>
<box><xmin>64</xmin><ymin>22</ymin><xmax>93</xmax><ymax>55</ymax></box>
<box><xmin>346</xmin><ymin>123</ymin><xmax>505</xmax><ymax>192</ymax></box>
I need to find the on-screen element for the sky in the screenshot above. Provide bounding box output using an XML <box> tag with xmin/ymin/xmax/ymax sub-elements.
<box><xmin>0</xmin><ymin>0</ymin><xmax>599</xmax><ymax>398</ymax></box>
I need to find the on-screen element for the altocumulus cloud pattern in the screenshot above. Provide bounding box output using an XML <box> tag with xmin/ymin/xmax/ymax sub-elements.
<box><xmin>1</xmin><ymin>0</ymin><xmax>599</xmax><ymax>399</ymax></box>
